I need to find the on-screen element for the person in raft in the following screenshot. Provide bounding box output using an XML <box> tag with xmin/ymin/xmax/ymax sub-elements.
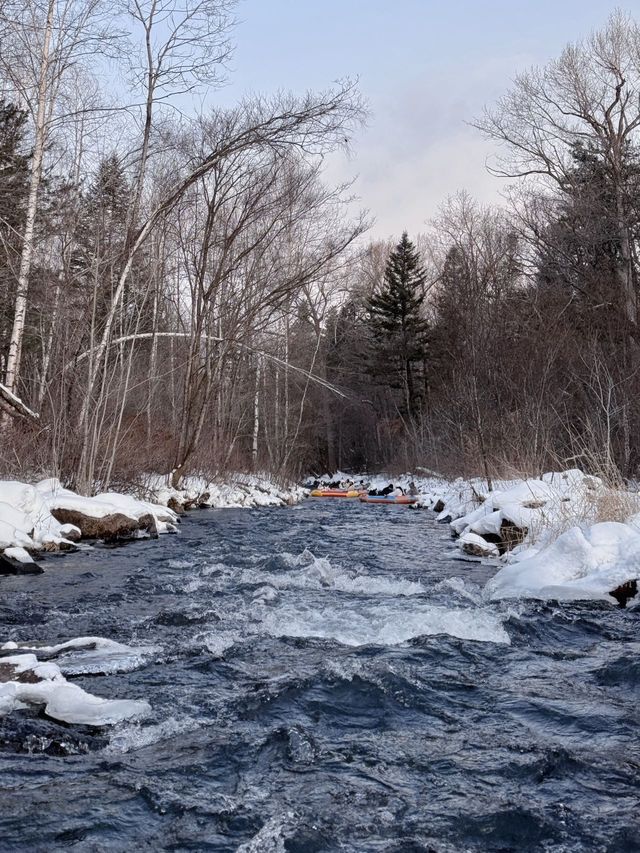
<box><xmin>408</xmin><ymin>482</ymin><xmax>418</xmax><ymax>496</ymax></box>
<box><xmin>391</xmin><ymin>485</ymin><xmax>406</xmax><ymax>497</ymax></box>
<box><xmin>369</xmin><ymin>483</ymin><xmax>394</xmax><ymax>496</ymax></box>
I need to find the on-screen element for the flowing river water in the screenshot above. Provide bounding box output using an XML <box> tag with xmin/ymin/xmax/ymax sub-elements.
<box><xmin>0</xmin><ymin>500</ymin><xmax>638</xmax><ymax>852</ymax></box>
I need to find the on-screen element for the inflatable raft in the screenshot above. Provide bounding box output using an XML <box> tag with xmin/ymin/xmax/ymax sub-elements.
<box><xmin>359</xmin><ymin>494</ymin><xmax>418</xmax><ymax>505</ymax></box>
<box><xmin>310</xmin><ymin>489</ymin><xmax>362</xmax><ymax>498</ymax></box>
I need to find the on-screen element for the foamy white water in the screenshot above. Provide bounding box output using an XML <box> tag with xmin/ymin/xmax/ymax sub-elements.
<box><xmin>260</xmin><ymin>600</ymin><xmax>510</xmax><ymax>646</ymax></box>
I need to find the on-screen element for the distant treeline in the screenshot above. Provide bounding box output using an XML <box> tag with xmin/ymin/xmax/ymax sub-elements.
<box><xmin>0</xmin><ymin>6</ymin><xmax>638</xmax><ymax>487</ymax></box>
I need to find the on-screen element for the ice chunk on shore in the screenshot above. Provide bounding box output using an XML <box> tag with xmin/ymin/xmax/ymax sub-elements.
<box><xmin>486</xmin><ymin>522</ymin><xmax>640</xmax><ymax>603</ymax></box>
<box><xmin>33</xmin><ymin>636</ymin><xmax>159</xmax><ymax>675</ymax></box>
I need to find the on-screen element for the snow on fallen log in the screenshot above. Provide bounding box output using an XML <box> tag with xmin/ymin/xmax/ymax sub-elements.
<box><xmin>0</xmin><ymin>381</ymin><xmax>39</xmax><ymax>421</ymax></box>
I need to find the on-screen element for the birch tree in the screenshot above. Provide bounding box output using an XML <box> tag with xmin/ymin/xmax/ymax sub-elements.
<box><xmin>0</xmin><ymin>0</ymin><xmax>114</xmax><ymax>407</ymax></box>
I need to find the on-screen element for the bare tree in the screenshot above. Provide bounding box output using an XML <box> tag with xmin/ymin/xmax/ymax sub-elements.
<box><xmin>475</xmin><ymin>9</ymin><xmax>640</xmax><ymax>328</ymax></box>
<box><xmin>0</xmin><ymin>0</ymin><xmax>114</xmax><ymax>408</ymax></box>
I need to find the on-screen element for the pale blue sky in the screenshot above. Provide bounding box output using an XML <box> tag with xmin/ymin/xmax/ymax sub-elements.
<box><xmin>217</xmin><ymin>2</ymin><xmax>640</xmax><ymax>238</ymax></box>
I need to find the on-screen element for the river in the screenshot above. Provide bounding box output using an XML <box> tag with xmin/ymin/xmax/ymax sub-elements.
<box><xmin>0</xmin><ymin>500</ymin><xmax>638</xmax><ymax>852</ymax></box>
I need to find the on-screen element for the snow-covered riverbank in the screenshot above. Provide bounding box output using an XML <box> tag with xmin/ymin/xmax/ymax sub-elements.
<box><xmin>423</xmin><ymin>469</ymin><xmax>640</xmax><ymax>605</ymax></box>
<box><xmin>313</xmin><ymin>469</ymin><xmax>640</xmax><ymax>606</ymax></box>
<box><xmin>3</xmin><ymin>466</ymin><xmax>638</xmax><ymax>604</ymax></box>
<box><xmin>0</xmin><ymin>473</ymin><xmax>308</xmax><ymax>571</ymax></box>
<box><xmin>141</xmin><ymin>472</ymin><xmax>309</xmax><ymax>512</ymax></box>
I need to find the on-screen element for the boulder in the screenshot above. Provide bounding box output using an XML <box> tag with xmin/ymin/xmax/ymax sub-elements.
<box><xmin>137</xmin><ymin>513</ymin><xmax>159</xmax><ymax>539</ymax></box>
<box><xmin>499</xmin><ymin>520</ymin><xmax>528</xmax><ymax>553</ymax></box>
<box><xmin>0</xmin><ymin>662</ymin><xmax>41</xmax><ymax>684</ymax></box>
<box><xmin>49</xmin><ymin>508</ymin><xmax>157</xmax><ymax>543</ymax></box>
<box><xmin>184</xmin><ymin>492</ymin><xmax>210</xmax><ymax>510</ymax></box>
<box><xmin>60</xmin><ymin>524</ymin><xmax>82</xmax><ymax>542</ymax></box>
<box><xmin>167</xmin><ymin>496</ymin><xmax>185</xmax><ymax>514</ymax></box>
<box><xmin>0</xmin><ymin>553</ymin><xmax>43</xmax><ymax>575</ymax></box>
<box><xmin>609</xmin><ymin>579</ymin><xmax>638</xmax><ymax>608</ymax></box>
<box><xmin>459</xmin><ymin>532</ymin><xmax>500</xmax><ymax>558</ymax></box>
<box><xmin>432</xmin><ymin>499</ymin><xmax>445</xmax><ymax>514</ymax></box>
<box><xmin>41</xmin><ymin>539</ymin><xmax>78</xmax><ymax>553</ymax></box>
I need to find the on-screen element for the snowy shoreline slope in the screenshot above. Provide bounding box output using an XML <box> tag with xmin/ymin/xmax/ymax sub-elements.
<box><xmin>316</xmin><ymin>469</ymin><xmax>640</xmax><ymax>606</ymax></box>
<box><xmin>0</xmin><ymin>473</ymin><xmax>307</xmax><ymax>568</ymax></box>
<box><xmin>429</xmin><ymin>470</ymin><xmax>640</xmax><ymax>606</ymax></box>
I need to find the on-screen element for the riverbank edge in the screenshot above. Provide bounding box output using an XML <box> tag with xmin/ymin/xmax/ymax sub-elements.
<box><xmin>0</xmin><ymin>473</ymin><xmax>309</xmax><ymax>572</ymax></box>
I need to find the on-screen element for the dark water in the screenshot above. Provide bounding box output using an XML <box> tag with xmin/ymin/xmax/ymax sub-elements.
<box><xmin>0</xmin><ymin>501</ymin><xmax>639</xmax><ymax>852</ymax></box>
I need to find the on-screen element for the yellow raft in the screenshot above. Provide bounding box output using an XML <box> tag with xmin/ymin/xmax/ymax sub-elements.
<box><xmin>310</xmin><ymin>489</ymin><xmax>362</xmax><ymax>498</ymax></box>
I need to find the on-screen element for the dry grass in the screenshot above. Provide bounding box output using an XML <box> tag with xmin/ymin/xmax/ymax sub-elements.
<box><xmin>523</xmin><ymin>480</ymin><xmax>640</xmax><ymax>549</ymax></box>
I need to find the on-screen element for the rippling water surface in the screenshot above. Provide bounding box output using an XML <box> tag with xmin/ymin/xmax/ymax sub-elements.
<box><xmin>1</xmin><ymin>501</ymin><xmax>639</xmax><ymax>852</ymax></box>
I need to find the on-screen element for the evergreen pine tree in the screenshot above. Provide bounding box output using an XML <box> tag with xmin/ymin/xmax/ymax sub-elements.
<box><xmin>73</xmin><ymin>154</ymin><xmax>136</xmax><ymax>330</ymax></box>
<box><xmin>366</xmin><ymin>232</ymin><xmax>429</xmax><ymax>419</ymax></box>
<box><xmin>0</xmin><ymin>101</ymin><xmax>31</xmax><ymax>358</ymax></box>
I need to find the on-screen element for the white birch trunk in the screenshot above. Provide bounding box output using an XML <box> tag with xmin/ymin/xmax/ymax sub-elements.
<box><xmin>252</xmin><ymin>356</ymin><xmax>261</xmax><ymax>469</ymax></box>
<box><xmin>3</xmin><ymin>0</ymin><xmax>55</xmax><ymax>398</ymax></box>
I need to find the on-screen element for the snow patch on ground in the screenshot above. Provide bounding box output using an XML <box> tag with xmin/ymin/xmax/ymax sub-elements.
<box><xmin>141</xmin><ymin>472</ymin><xmax>308</xmax><ymax>511</ymax></box>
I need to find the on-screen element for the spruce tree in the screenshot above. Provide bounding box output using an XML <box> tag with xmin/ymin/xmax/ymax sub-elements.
<box><xmin>366</xmin><ymin>232</ymin><xmax>428</xmax><ymax>419</ymax></box>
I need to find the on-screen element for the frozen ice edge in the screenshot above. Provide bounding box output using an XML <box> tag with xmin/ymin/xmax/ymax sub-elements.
<box><xmin>0</xmin><ymin>638</ymin><xmax>153</xmax><ymax>726</ymax></box>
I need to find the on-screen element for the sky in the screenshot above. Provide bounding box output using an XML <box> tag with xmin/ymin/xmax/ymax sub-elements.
<box><xmin>216</xmin><ymin>1</ymin><xmax>640</xmax><ymax>239</ymax></box>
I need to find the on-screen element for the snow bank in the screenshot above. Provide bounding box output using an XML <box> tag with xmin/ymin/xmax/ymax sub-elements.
<box><xmin>0</xmin><ymin>641</ymin><xmax>151</xmax><ymax>725</ymax></box>
<box><xmin>486</xmin><ymin>522</ymin><xmax>640</xmax><ymax>604</ymax></box>
<box><xmin>428</xmin><ymin>468</ymin><xmax>640</xmax><ymax>605</ymax></box>
<box><xmin>0</xmin><ymin>478</ymin><xmax>179</xmax><ymax>565</ymax></box>
<box><xmin>439</xmin><ymin>469</ymin><xmax>612</xmax><ymax>558</ymax></box>
<box><xmin>0</xmin><ymin>481</ymin><xmax>78</xmax><ymax>554</ymax></box>
<box><xmin>143</xmin><ymin>472</ymin><xmax>308</xmax><ymax>511</ymax></box>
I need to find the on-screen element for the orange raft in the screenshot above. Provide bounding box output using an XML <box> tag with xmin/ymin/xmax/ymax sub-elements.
<box><xmin>310</xmin><ymin>489</ymin><xmax>362</xmax><ymax>498</ymax></box>
<box><xmin>358</xmin><ymin>494</ymin><xmax>418</xmax><ymax>505</ymax></box>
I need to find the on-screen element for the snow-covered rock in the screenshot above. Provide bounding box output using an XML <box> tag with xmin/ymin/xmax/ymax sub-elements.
<box><xmin>142</xmin><ymin>472</ymin><xmax>309</xmax><ymax>511</ymax></box>
<box><xmin>0</xmin><ymin>478</ymin><xmax>180</xmax><ymax>562</ymax></box>
<box><xmin>459</xmin><ymin>531</ymin><xmax>500</xmax><ymax>558</ymax></box>
<box><xmin>37</xmin><ymin>479</ymin><xmax>178</xmax><ymax>540</ymax></box>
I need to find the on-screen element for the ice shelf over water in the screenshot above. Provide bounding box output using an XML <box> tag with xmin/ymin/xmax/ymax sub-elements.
<box><xmin>0</xmin><ymin>639</ymin><xmax>151</xmax><ymax>725</ymax></box>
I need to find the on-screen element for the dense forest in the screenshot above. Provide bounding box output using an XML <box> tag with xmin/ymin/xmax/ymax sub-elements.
<box><xmin>0</xmin><ymin>3</ymin><xmax>639</xmax><ymax>488</ymax></box>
